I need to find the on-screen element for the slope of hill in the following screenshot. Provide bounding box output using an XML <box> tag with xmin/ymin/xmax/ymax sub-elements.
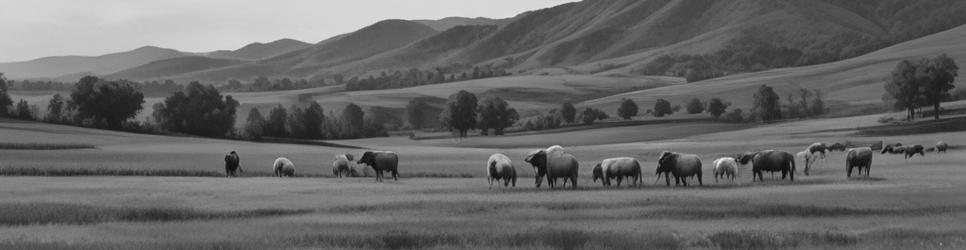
<box><xmin>0</xmin><ymin>46</ymin><xmax>189</xmax><ymax>80</ymax></box>
<box><xmin>12</xmin><ymin>0</ymin><xmax>966</xmax><ymax>84</ymax></box>
<box><xmin>413</xmin><ymin>17</ymin><xmax>508</xmax><ymax>31</ymax></box>
<box><xmin>582</xmin><ymin>23</ymin><xmax>966</xmax><ymax>116</ymax></box>
<box><xmin>105</xmin><ymin>56</ymin><xmax>244</xmax><ymax>81</ymax></box>
<box><xmin>207</xmin><ymin>38</ymin><xmax>311</xmax><ymax>61</ymax></box>
<box><xmin>172</xmin><ymin>20</ymin><xmax>439</xmax><ymax>82</ymax></box>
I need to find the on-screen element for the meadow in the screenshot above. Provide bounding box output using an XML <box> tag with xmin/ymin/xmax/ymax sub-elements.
<box><xmin>0</xmin><ymin>108</ymin><xmax>964</xmax><ymax>249</ymax></box>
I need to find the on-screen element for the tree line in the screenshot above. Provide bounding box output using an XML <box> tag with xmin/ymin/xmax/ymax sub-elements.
<box><xmin>241</xmin><ymin>102</ymin><xmax>389</xmax><ymax>141</ymax></box>
<box><xmin>346</xmin><ymin>66</ymin><xmax>510</xmax><ymax>91</ymax></box>
<box><xmin>883</xmin><ymin>54</ymin><xmax>958</xmax><ymax>120</ymax></box>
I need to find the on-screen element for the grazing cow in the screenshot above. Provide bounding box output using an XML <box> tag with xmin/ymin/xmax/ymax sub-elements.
<box><xmin>936</xmin><ymin>141</ymin><xmax>948</xmax><ymax>153</ymax></box>
<box><xmin>332</xmin><ymin>154</ymin><xmax>354</xmax><ymax>178</ymax></box>
<box><xmin>881</xmin><ymin>144</ymin><xmax>905</xmax><ymax>154</ymax></box>
<box><xmin>224</xmin><ymin>151</ymin><xmax>242</xmax><ymax>178</ymax></box>
<box><xmin>846</xmin><ymin>147</ymin><xmax>873</xmax><ymax>177</ymax></box>
<box><xmin>357</xmin><ymin>151</ymin><xmax>399</xmax><ymax>182</ymax></box>
<box><xmin>712</xmin><ymin>157</ymin><xmax>738</xmax><ymax>183</ymax></box>
<box><xmin>807</xmin><ymin>142</ymin><xmax>829</xmax><ymax>165</ymax></box>
<box><xmin>903</xmin><ymin>145</ymin><xmax>925</xmax><ymax>159</ymax></box>
<box><xmin>827</xmin><ymin>142</ymin><xmax>847</xmax><ymax>152</ymax></box>
<box><xmin>796</xmin><ymin>150</ymin><xmax>817</xmax><ymax>176</ymax></box>
<box><xmin>486</xmin><ymin>153</ymin><xmax>517</xmax><ymax>189</ymax></box>
<box><xmin>655</xmin><ymin>151</ymin><xmax>703</xmax><ymax>187</ymax></box>
<box><xmin>740</xmin><ymin>150</ymin><xmax>796</xmax><ymax>182</ymax></box>
<box><xmin>593</xmin><ymin>157</ymin><xmax>642</xmax><ymax>187</ymax></box>
<box><xmin>525</xmin><ymin>145</ymin><xmax>579</xmax><ymax>189</ymax></box>
<box><xmin>273</xmin><ymin>157</ymin><xmax>295</xmax><ymax>177</ymax></box>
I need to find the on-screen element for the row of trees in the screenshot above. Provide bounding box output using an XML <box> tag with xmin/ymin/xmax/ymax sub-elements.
<box><xmin>438</xmin><ymin>90</ymin><xmax>519</xmax><ymax>137</ymax></box>
<box><xmin>346</xmin><ymin>66</ymin><xmax>510</xmax><ymax>91</ymax></box>
<box><xmin>884</xmin><ymin>54</ymin><xmax>958</xmax><ymax>120</ymax></box>
<box><xmin>243</xmin><ymin>102</ymin><xmax>388</xmax><ymax>140</ymax></box>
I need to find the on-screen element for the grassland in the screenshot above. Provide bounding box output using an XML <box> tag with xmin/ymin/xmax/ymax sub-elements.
<box><xmin>1</xmin><ymin>108</ymin><xmax>965</xmax><ymax>249</ymax></box>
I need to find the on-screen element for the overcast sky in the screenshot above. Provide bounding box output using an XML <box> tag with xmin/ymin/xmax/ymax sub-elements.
<box><xmin>0</xmin><ymin>0</ymin><xmax>575</xmax><ymax>62</ymax></box>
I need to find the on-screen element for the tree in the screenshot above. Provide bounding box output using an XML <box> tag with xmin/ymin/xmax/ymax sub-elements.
<box><xmin>617</xmin><ymin>98</ymin><xmax>639</xmax><ymax>120</ymax></box>
<box><xmin>706</xmin><ymin>98</ymin><xmax>729</xmax><ymax>120</ymax></box>
<box><xmin>884</xmin><ymin>60</ymin><xmax>921</xmax><ymax>120</ymax></box>
<box><xmin>752</xmin><ymin>84</ymin><xmax>782</xmax><ymax>122</ymax></box>
<box><xmin>581</xmin><ymin>108</ymin><xmax>606</xmax><ymax>125</ymax></box>
<box><xmin>46</xmin><ymin>94</ymin><xmax>66</xmax><ymax>123</ymax></box>
<box><xmin>68</xmin><ymin>76</ymin><xmax>144</xmax><ymax>129</ymax></box>
<box><xmin>15</xmin><ymin>99</ymin><xmax>32</xmax><ymax>120</ymax></box>
<box><xmin>652</xmin><ymin>99</ymin><xmax>671</xmax><ymax>117</ymax></box>
<box><xmin>153</xmin><ymin>82</ymin><xmax>239</xmax><ymax>137</ymax></box>
<box><xmin>303</xmin><ymin>102</ymin><xmax>325</xmax><ymax>139</ymax></box>
<box><xmin>672</xmin><ymin>105</ymin><xmax>682</xmax><ymax>113</ymax></box>
<box><xmin>440</xmin><ymin>90</ymin><xmax>478</xmax><ymax>138</ymax></box>
<box><xmin>921</xmin><ymin>54</ymin><xmax>958</xmax><ymax>120</ymax></box>
<box><xmin>810</xmin><ymin>90</ymin><xmax>826</xmax><ymax>116</ymax></box>
<box><xmin>244</xmin><ymin>108</ymin><xmax>266</xmax><ymax>140</ymax></box>
<box><xmin>406</xmin><ymin>99</ymin><xmax>425</xmax><ymax>129</ymax></box>
<box><xmin>477</xmin><ymin>96</ymin><xmax>519</xmax><ymax>136</ymax></box>
<box><xmin>0</xmin><ymin>73</ymin><xmax>12</xmax><ymax>116</ymax></box>
<box><xmin>561</xmin><ymin>102</ymin><xmax>576</xmax><ymax>124</ymax></box>
<box><xmin>341</xmin><ymin>103</ymin><xmax>365</xmax><ymax>139</ymax></box>
<box><xmin>686</xmin><ymin>98</ymin><xmax>705</xmax><ymax>114</ymax></box>
<box><xmin>265</xmin><ymin>105</ymin><xmax>288</xmax><ymax>137</ymax></box>
<box><xmin>286</xmin><ymin>105</ymin><xmax>306</xmax><ymax>138</ymax></box>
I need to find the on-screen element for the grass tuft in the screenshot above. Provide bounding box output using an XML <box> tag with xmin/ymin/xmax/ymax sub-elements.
<box><xmin>646</xmin><ymin>204</ymin><xmax>966</xmax><ymax>219</ymax></box>
<box><xmin>0</xmin><ymin>143</ymin><xmax>96</xmax><ymax>150</ymax></box>
<box><xmin>0</xmin><ymin>167</ymin><xmax>225</xmax><ymax>177</ymax></box>
<box><xmin>0</xmin><ymin>203</ymin><xmax>312</xmax><ymax>226</ymax></box>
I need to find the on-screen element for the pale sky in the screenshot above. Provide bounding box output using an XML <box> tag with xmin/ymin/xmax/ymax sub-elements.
<box><xmin>0</xmin><ymin>0</ymin><xmax>575</xmax><ymax>62</ymax></box>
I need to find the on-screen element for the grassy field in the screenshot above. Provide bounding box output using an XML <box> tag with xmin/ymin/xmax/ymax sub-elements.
<box><xmin>582</xmin><ymin>24</ymin><xmax>966</xmax><ymax>116</ymax></box>
<box><xmin>1</xmin><ymin>109</ymin><xmax>965</xmax><ymax>249</ymax></box>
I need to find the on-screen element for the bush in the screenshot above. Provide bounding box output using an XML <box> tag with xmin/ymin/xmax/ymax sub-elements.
<box><xmin>724</xmin><ymin>109</ymin><xmax>745</xmax><ymax>123</ymax></box>
<box><xmin>686</xmin><ymin>98</ymin><xmax>705</xmax><ymax>114</ymax></box>
<box><xmin>653</xmin><ymin>99</ymin><xmax>672</xmax><ymax>117</ymax></box>
<box><xmin>617</xmin><ymin>99</ymin><xmax>638</xmax><ymax>120</ymax></box>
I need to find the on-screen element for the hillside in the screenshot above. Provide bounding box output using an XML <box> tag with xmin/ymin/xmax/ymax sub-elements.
<box><xmin>172</xmin><ymin>20</ymin><xmax>439</xmax><ymax>82</ymax></box>
<box><xmin>413</xmin><ymin>17</ymin><xmax>508</xmax><ymax>31</ymax></box>
<box><xmin>105</xmin><ymin>56</ymin><xmax>244</xmax><ymax>81</ymax></box>
<box><xmin>206</xmin><ymin>38</ymin><xmax>311</xmax><ymax>61</ymax></box>
<box><xmin>582</xmin><ymin>23</ymin><xmax>966</xmax><ymax>116</ymax></box>
<box><xmin>0</xmin><ymin>46</ymin><xmax>189</xmax><ymax>80</ymax></box>
<box><xmin>144</xmin><ymin>0</ymin><xmax>966</xmax><ymax>83</ymax></box>
<box><xmin>8</xmin><ymin>0</ymin><xmax>966</xmax><ymax>84</ymax></box>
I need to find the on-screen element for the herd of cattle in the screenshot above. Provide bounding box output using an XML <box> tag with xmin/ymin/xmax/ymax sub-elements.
<box><xmin>221</xmin><ymin>140</ymin><xmax>951</xmax><ymax>189</ymax></box>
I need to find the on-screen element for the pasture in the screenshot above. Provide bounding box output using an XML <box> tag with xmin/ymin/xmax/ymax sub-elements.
<box><xmin>0</xmin><ymin>112</ymin><xmax>965</xmax><ymax>249</ymax></box>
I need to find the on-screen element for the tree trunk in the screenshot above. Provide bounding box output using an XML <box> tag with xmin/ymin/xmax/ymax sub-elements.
<box><xmin>934</xmin><ymin>102</ymin><xmax>941</xmax><ymax>120</ymax></box>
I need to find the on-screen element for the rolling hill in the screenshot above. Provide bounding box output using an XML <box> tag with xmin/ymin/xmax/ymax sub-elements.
<box><xmin>582</xmin><ymin>23</ymin><xmax>966</xmax><ymax>116</ymax></box>
<box><xmin>0</xmin><ymin>46</ymin><xmax>190</xmax><ymax>80</ymax></box>
<box><xmin>135</xmin><ymin>0</ymin><xmax>966</xmax><ymax>83</ymax></box>
<box><xmin>206</xmin><ymin>38</ymin><xmax>311</xmax><ymax>61</ymax></box>
<box><xmin>412</xmin><ymin>17</ymin><xmax>509</xmax><ymax>31</ymax></box>
<box><xmin>105</xmin><ymin>56</ymin><xmax>244</xmax><ymax>81</ymax></box>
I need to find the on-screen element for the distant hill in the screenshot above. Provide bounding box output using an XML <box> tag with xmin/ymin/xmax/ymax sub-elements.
<box><xmin>179</xmin><ymin>0</ymin><xmax>966</xmax><ymax>83</ymax></box>
<box><xmin>207</xmin><ymin>39</ymin><xmax>311</xmax><ymax>61</ymax></box>
<box><xmin>413</xmin><ymin>17</ymin><xmax>508</xmax><ymax>31</ymax></box>
<box><xmin>174</xmin><ymin>19</ymin><xmax>439</xmax><ymax>82</ymax></box>
<box><xmin>0</xmin><ymin>46</ymin><xmax>189</xmax><ymax>80</ymax></box>
<box><xmin>106</xmin><ymin>56</ymin><xmax>244</xmax><ymax>81</ymax></box>
<box><xmin>9</xmin><ymin>0</ymin><xmax>966</xmax><ymax>84</ymax></box>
